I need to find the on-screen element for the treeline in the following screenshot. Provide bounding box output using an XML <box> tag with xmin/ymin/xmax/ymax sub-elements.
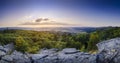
<box><xmin>88</xmin><ymin>27</ymin><xmax>120</xmax><ymax>51</ymax></box>
<box><xmin>0</xmin><ymin>27</ymin><xmax>120</xmax><ymax>53</ymax></box>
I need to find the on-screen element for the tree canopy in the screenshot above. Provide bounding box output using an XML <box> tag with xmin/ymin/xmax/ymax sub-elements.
<box><xmin>0</xmin><ymin>27</ymin><xmax>120</xmax><ymax>53</ymax></box>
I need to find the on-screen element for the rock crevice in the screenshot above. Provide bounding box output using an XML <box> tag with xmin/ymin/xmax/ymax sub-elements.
<box><xmin>0</xmin><ymin>38</ymin><xmax>120</xmax><ymax>63</ymax></box>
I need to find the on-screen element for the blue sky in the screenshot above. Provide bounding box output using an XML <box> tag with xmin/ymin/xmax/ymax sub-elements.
<box><xmin>0</xmin><ymin>0</ymin><xmax>120</xmax><ymax>27</ymax></box>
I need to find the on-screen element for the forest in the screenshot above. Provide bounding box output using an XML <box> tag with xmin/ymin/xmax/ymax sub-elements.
<box><xmin>0</xmin><ymin>27</ymin><xmax>120</xmax><ymax>53</ymax></box>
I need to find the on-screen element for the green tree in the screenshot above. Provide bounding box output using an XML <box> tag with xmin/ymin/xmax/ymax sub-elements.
<box><xmin>87</xmin><ymin>32</ymin><xmax>100</xmax><ymax>51</ymax></box>
<box><xmin>75</xmin><ymin>33</ymin><xmax>89</xmax><ymax>49</ymax></box>
<box><xmin>54</xmin><ymin>41</ymin><xmax>66</xmax><ymax>49</ymax></box>
<box><xmin>15</xmin><ymin>36</ymin><xmax>29</xmax><ymax>53</ymax></box>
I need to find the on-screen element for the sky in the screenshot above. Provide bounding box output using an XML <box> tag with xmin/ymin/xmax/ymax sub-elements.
<box><xmin>0</xmin><ymin>0</ymin><xmax>120</xmax><ymax>27</ymax></box>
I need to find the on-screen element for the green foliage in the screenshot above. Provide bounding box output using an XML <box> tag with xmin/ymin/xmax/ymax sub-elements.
<box><xmin>54</xmin><ymin>41</ymin><xmax>66</xmax><ymax>49</ymax></box>
<box><xmin>27</xmin><ymin>46</ymin><xmax>39</xmax><ymax>53</ymax></box>
<box><xmin>87</xmin><ymin>32</ymin><xmax>100</xmax><ymax>51</ymax></box>
<box><xmin>15</xmin><ymin>36</ymin><xmax>29</xmax><ymax>53</ymax></box>
<box><xmin>0</xmin><ymin>27</ymin><xmax>120</xmax><ymax>53</ymax></box>
<box><xmin>87</xmin><ymin>27</ymin><xmax>120</xmax><ymax>52</ymax></box>
<box><xmin>0</xmin><ymin>34</ymin><xmax>15</xmax><ymax>45</ymax></box>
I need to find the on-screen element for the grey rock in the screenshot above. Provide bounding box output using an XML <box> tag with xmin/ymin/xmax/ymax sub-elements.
<box><xmin>0</xmin><ymin>43</ymin><xmax>14</xmax><ymax>56</ymax></box>
<box><xmin>0</xmin><ymin>60</ymin><xmax>10</xmax><ymax>63</ymax></box>
<box><xmin>0</xmin><ymin>46</ymin><xmax>6</xmax><ymax>53</ymax></box>
<box><xmin>3</xmin><ymin>43</ymin><xmax>14</xmax><ymax>53</ymax></box>
<box><xmin>11</xmin><ymin>51</ymin><xmax>31</xmax><ymax>63</ymax></box>
<box><xmin>97</xmin><ymin>38</ymin><xmax>120</xmax><ymax>52</ymax></box>
<box><xmin>38</xmin><ymin>48</ymin><xmax>58</xmax><ymax>54</ymax></box>
<box><xmin>32</xmin><ymin>38</ymin><xmax>120</xmax><ymax>63</ymax></box>
<box><xmin>61</xmin><ymin>48</ymin><xmax>79</xmax><ymax>54</ymax></box>
<box><xmin>2</xmin><ymin>55</ymin><xmax>13</xmax><ymax>62</ymax></box>
<box><xmin>0</xmin><ymin>51</ymin><xmax>31</xmax><ymax>63</ymax></box>
<box><xmin>0</xmin><ymin>46</ymin><xmax>6</xmax><ymax>59</ymax></box>
<box><xmin>31</xmin><ymin>48</ymin><xmax>95</xmax><ymax>63</ymax></box>
<box><xmin>0</xmin><ymin>51</ymin><xmax>6</xmax><ymax>57</ymax></box>
<box><xmin>96</xmin><ymin>38</ymin><xmax>120</xmax><ymax>63</ymax></box>
<box><xmin>0</xmin><ymin>38</ymin><xmax>120</xmax><ymax>63</ymax></box>
<box><xmin>31</xmin><ymin>54</ymin><xmax>48</xmax><ymax>60</ymax></box>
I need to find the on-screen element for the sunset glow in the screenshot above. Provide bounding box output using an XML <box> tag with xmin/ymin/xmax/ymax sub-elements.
<box><xmin>0</xmin><ymin>0</ymin><xmax>120</xmax><ymax>27</ymax></box>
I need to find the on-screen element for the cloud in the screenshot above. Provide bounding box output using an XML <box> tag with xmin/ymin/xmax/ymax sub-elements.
<box><xmin>43</xmin><ymin>18</ymin><xmax>49</xmax><ymax>21</ymax></box>
<box><xmin>20</xmin><ymin>21</ymin><xmax>70</xmax><ymax>25</ymax></box>
<box><xmin>20</xmin><ymin>22</ymin><xmax>38</xmax><ymax>25</ymax></box>
<box><xmin>19</xmin><ymin>18</ymin><xmax>78</xmax><ymax>26</ymax></box>
<box><xmin>35</xmin><ymin>18</ymin><xmax>43</xmax><ymax>22</ymax></box>
<box><xmin>35</xmin><ymin>18</ymin><xmax>49</xmax><ymax>22</ymax></box>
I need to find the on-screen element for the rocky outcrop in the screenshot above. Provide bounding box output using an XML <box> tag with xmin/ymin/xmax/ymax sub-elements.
<box><xmin>0</xmin><ymin>38</ymin><xmax>120</xmax><ymax>63</ymax></box>
<box><xmin>30</xmin><ymin>48</ymin><xmax>96</xmax><ymax>63</ymax></box>
<box><xmin>0</xmin><ymin>43</ymin><xmax>14</xmax><ymax>59</ymax></box>
<box><xmin>96</xmin><ymin>38</ymin><xmax>120</xmax><ymax>63</ymax></box>
<box><xmin>0</xmin><ymin>51</ymin><xmax>31</xmax><ymax>63</ymax></box>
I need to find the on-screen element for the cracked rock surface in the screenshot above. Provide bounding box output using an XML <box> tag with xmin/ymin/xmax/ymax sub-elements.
<box><xmin>0</xmin><ymin>38</ymin><xmax>120</xmax><ymax>63</ymax></box>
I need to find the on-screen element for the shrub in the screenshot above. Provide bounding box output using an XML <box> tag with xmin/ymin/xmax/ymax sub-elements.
<box><xmin>15</xmin><ymin>36</ymin><xmax>29</xmax><ymax>53</ymax></box>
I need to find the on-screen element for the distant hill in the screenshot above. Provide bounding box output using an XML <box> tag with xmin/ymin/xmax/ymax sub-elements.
<box><xmin>0</xmin><ymin>26</ymin><xmax>120</xmax><ymax>53</ymax></box>
<box><xmin>0</xmin><ymin>26</ymin><xmax>119</xmax><ymax>33</ymax></box>
<box><xmin>0</xmin><ymin>27</ymin><xmax>99</xmax><ymax>33</ymax></box>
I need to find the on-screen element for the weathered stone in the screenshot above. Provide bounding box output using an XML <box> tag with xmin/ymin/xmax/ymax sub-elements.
<box><xmin>0</xmin><ymin>51</ymin><xmax>6</xmax><ymax>58</ymax></box>
<box><xmin>0</xmin><ymin>51</ymin><xmax>31</xmax><ymax>63</ymax></box>
<box><xmin>3</xmin><ymin>43</ymin><xmax>14</xmax><ymax>53</ymax></box>
<box><xmin>0</xmin><ymin>46</ymin><xmax>7</xmax><ymax>59</ymax></box>
<box><xmin>31</xmin><ymin>54</ymin><xmax>48</xmax><ymax>60</ymax></box>
<box><xmin>96</xmin><ymin>38</ymin><xmax>120</xmax><ymax>63</ymax></box>
<box><xmin>38</xmin><ymin>48</ymin><xmax>58</xmax><ymax>54</ymax></box>
<box><xmin>0</xmin><ymin>60</ymin><xmax>10</xmax><ymax>63</ymax></box>
<box><xmin>61</xmin><ymin>48</ymin><xmax>79</xmax><ymax>54</ymax></box>
<box><xmin>0</xmin><ymin>38</ymin><xmax>120</xmax><ymax>63</ymax></box>
<box><xmin>1</xmin><ymin>55</ymin><xmax>13</xmax><ymax>62</ymax></box>
<box><xmin>11</xmin><ymin>51</ymin><xmax>31</xmax><ymax>63</ymax></box>
<box><xmin>97</xmin><ymin>38</ymin><xmax>120</xmax><ymax>52</ymax></box>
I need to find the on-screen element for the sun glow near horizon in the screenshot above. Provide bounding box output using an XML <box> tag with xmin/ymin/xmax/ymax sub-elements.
<box><xmin>0</xmin><ymin>0</ymin><xmax>120</xmax><ymax>27</ymax></box>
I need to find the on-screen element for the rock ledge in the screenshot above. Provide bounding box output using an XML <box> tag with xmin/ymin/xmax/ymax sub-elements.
<box><xmin>0</xmin><ymin>38</ymin><xmax>120</xmax><ymax>63</ymax></box>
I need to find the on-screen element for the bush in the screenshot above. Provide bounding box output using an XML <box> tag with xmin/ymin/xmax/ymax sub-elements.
<box><xmin>15</xmin><ymin>36</ymin><xmax>29</xmax><ymax>53</ymax></box>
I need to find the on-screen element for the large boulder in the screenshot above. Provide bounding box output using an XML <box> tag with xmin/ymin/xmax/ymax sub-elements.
<box><xmin>97</xmin><ymin>38</ymin><xmax>120</xmax><ymax>52</ymax></box>
<box><xmin>96</xmin><ymin>38</ymin><xmax>120</xmax><ymax>63</ymax></box>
